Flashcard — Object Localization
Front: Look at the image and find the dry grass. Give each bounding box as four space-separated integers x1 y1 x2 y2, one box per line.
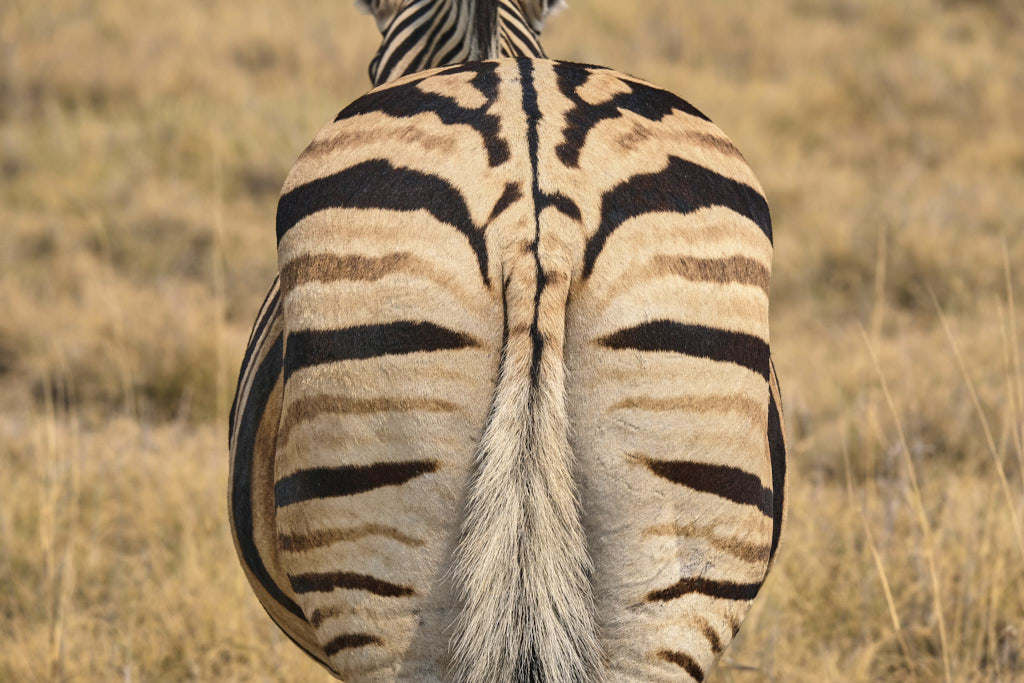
1 0 1023 680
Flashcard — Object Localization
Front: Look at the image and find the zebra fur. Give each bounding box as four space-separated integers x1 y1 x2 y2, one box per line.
447 56 600 683
229 2 787 681
362 0 563 85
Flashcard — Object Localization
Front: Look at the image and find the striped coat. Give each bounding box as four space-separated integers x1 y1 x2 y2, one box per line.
229 2 786 681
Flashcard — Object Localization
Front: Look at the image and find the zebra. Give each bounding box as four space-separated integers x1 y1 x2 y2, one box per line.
360 0 554 84
228 1 788 681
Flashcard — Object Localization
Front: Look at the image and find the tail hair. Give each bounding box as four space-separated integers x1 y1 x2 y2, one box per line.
450 270 601 682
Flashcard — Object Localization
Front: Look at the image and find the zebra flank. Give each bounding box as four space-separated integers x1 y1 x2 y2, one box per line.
228 1 787 681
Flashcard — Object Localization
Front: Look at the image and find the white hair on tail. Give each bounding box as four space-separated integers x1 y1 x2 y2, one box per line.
450 229 602 682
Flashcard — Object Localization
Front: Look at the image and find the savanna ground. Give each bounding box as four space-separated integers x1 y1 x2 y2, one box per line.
1 0 1023 680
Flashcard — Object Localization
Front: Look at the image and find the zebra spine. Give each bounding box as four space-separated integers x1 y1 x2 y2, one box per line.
451 7 600 673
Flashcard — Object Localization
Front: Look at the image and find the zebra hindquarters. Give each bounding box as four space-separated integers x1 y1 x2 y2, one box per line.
228 276 335 672
273 201 502 678
565 207 776 681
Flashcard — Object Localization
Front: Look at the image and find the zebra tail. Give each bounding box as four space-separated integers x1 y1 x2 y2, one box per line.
450 241 602 682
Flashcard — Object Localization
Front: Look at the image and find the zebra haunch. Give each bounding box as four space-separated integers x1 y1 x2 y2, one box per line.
228 2 787 682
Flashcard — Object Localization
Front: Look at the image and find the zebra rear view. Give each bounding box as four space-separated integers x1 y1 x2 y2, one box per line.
229 3 786 682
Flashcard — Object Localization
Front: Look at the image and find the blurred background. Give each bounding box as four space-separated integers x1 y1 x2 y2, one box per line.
1 0 1022 680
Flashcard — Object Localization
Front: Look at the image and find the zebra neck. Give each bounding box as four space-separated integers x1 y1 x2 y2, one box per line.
370 0 541 86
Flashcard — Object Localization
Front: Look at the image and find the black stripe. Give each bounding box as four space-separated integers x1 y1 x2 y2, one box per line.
488 181 523 223
289 571 415 597
647 577 763 603
384 24 434 82
368 51 382 84
284 321 478 381
324 633 382 656
276 159 489 285
539 192 581 221
768 360 786 563
583 154 772 278
230 284 279 437
275 460 438 507
244 277 280 350
519 59 546 388
385 0 434 39
375 1 435 82
599 320 769 381
640 457 773 518
406 8 446 75
336 61 508 167
700 621 724 654
657 650 705 681
553 61 711 169
423 1 461 71
500 12 544 58
228 333 306 619
436 36 469 68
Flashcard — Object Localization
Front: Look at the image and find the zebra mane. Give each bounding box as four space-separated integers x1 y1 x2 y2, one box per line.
470 0 501 61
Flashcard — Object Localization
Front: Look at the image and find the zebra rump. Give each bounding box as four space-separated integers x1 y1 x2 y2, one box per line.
228 3 786 682
243 58 782 682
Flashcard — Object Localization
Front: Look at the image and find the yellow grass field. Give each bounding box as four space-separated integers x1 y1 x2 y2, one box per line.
2 0 1022 680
